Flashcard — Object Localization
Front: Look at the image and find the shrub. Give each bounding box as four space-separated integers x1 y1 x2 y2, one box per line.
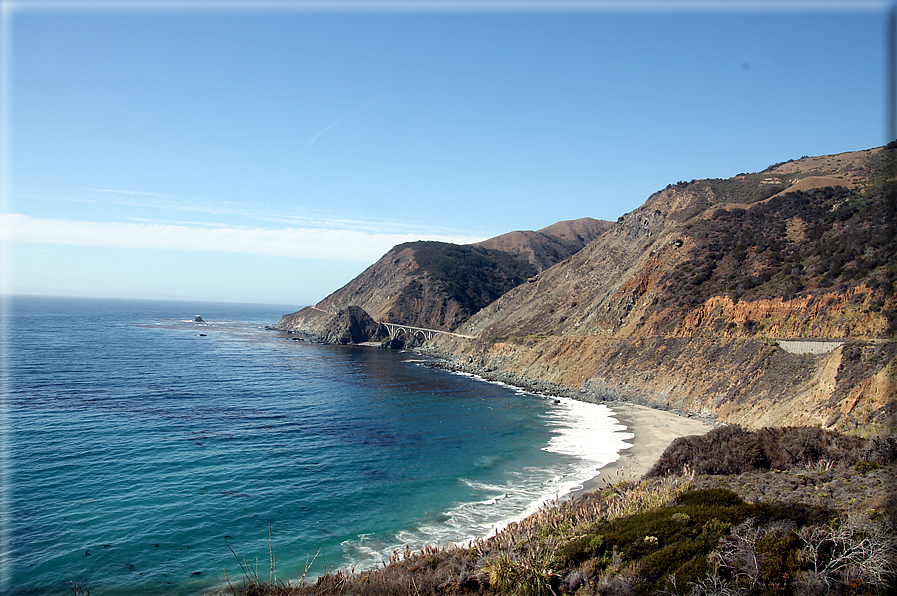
483 549 558 596
855 461 880 476
659 181 897 316
797 513 897 591
647 426 869 478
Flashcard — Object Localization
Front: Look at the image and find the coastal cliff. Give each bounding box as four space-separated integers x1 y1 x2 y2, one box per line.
251 146 897 596
276 144 896 436
430 145 896 435
273 218 610 338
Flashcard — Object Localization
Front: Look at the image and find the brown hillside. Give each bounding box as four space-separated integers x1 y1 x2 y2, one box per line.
474 218 612 270
273 217 611 338
429 144 897 435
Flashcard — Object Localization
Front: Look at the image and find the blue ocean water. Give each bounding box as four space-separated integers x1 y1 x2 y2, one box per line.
1 296 632 595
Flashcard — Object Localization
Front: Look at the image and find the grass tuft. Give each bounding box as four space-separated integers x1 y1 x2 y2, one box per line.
225 428 895 595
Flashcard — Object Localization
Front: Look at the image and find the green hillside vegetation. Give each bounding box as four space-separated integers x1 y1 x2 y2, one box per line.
230 428 895 596
658 183 897 333
655 140 897 326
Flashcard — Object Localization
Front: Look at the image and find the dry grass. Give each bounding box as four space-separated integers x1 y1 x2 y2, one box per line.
231 429 896 596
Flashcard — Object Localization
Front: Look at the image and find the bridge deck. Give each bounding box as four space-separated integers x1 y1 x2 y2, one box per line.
380 322 475 341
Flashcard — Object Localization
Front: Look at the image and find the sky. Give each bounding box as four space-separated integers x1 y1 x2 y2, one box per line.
0 0 893 307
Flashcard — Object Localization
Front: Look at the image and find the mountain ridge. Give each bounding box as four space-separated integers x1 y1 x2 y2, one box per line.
257 145 897 596
274 217 611 338
427 144 896 435
275 144 896 435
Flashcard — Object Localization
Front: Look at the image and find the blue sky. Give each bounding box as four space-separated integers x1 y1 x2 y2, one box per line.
1 1 892 307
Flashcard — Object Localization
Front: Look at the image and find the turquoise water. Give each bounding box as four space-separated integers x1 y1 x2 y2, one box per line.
1 296 632 595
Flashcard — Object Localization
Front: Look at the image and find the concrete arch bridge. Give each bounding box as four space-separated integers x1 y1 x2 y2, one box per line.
380 322 475 342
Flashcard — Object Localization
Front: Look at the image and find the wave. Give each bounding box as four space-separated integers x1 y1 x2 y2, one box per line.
340 393 633 573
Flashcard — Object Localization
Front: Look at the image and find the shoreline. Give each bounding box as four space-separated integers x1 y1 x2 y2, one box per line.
573 402 714 496
415 352 714 495
280 343 714 493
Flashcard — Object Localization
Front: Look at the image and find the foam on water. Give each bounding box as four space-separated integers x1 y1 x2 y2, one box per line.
4 297 636 595
339 386 634 572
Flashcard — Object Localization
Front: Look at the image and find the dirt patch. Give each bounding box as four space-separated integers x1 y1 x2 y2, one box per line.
768 175 854 199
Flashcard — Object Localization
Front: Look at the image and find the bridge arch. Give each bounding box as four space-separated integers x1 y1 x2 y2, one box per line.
382 322 435 342
379 321 474 342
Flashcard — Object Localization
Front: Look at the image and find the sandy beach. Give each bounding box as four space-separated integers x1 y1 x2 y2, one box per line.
576 403 714 495
422 356 716 496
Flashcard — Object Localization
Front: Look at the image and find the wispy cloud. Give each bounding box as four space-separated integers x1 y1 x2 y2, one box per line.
26 187 479 237
2 213 485 261
303 95 385 149
75 187 223 213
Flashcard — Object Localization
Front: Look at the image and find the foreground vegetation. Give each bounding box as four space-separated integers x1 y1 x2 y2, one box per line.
228 427 896 596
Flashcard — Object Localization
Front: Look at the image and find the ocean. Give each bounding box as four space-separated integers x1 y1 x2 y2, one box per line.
1 296 632 595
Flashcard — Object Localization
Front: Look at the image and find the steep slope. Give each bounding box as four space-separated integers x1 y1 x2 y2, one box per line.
430 144 897 436
274 217 611 338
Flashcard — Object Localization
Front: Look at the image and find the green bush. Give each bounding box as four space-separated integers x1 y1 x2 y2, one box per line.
855 461 881 476
659 181 897 315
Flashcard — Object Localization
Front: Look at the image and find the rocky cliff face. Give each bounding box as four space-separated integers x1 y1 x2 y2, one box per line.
273 218 611 336
316 306 387 345
272 145 895 435
428 145 896 436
